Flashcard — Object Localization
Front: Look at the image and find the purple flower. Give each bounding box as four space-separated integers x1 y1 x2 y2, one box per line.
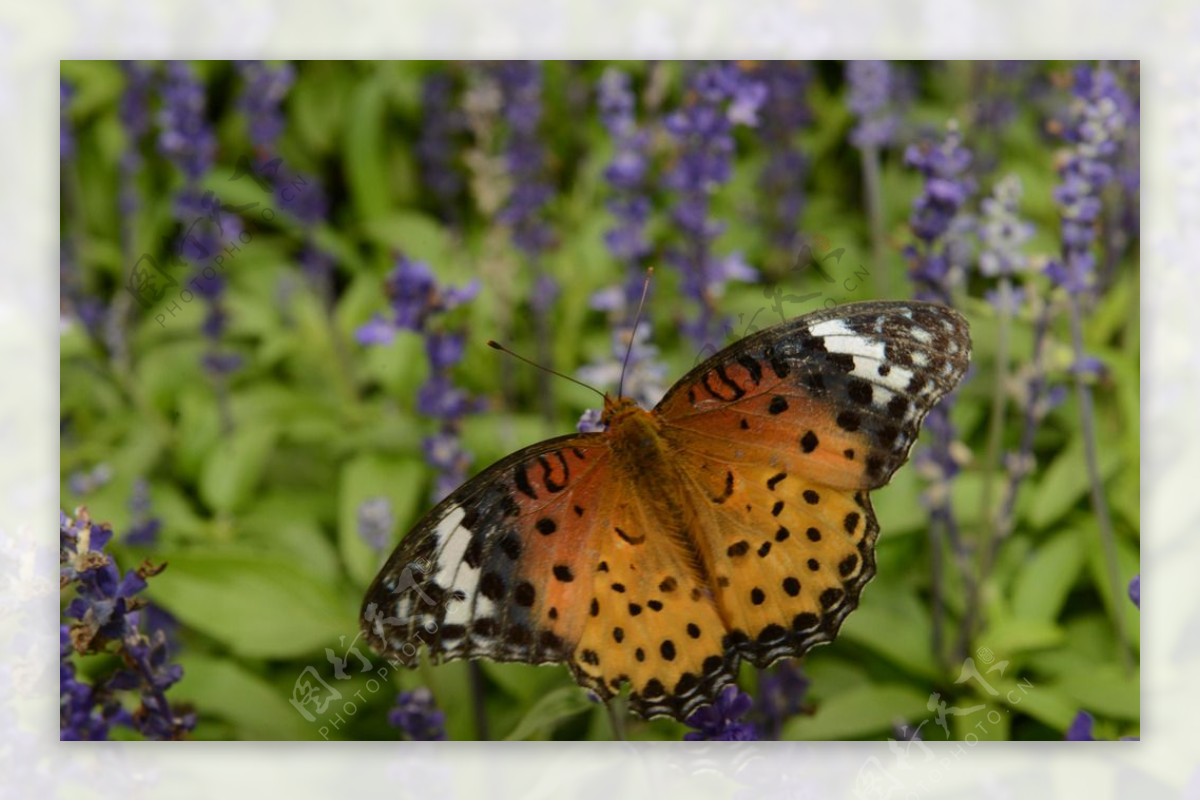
357 497 394 551
1048 66 1134 297
158 61 216 185
358 257 479 340
1128 575 1139 609
905 122 976 304
60 509 194 740
757 62 814 256
417 71 468 223
118 62 156 222
753 661 810 739
978 174 1034 278
684 685 759 741
359 255 480 502
125 478 162 546
495 61 555 259
237 60 295 149
665 62 764 348
60 79 75 160
1065 711 1096 741
846 61 900 149
388 688 447 741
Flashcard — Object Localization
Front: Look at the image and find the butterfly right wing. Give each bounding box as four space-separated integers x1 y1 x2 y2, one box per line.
652 301 971 668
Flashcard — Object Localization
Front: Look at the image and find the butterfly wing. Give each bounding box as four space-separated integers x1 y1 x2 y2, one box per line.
361 435 614 668
360 430 741 720
654 301 971 666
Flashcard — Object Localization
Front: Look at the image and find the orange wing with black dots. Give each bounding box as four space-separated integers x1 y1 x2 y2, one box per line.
653 301 970 668
361 300 971 723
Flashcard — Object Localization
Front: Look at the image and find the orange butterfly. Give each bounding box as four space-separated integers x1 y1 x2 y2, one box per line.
361 300 971 721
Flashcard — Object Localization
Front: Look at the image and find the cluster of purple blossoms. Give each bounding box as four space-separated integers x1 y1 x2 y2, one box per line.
664 62 765 348
357 257 481 501
903 122 977 304
752 660 811 739
60 509 194 740
577 68 666 431
846 60 902 150
125 478 162 546
756 62 814 258
1046 66 1134 299
60 78 75 159
495 61 557 311
417 71 469 224
388 688 447 741
158 62 244 377
357 496 394 552
118 62 156 241
597 67 653 308
238 60 295 151
683 685 759 741
235 61 335 298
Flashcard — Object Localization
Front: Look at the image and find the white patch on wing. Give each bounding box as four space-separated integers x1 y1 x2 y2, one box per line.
431 505 468 589
909 327 933 344
877 365 914 394
808 318 854 338
823 334 886 363
911 351 930 367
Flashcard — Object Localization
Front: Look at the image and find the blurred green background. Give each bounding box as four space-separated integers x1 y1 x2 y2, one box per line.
59 60 1139 741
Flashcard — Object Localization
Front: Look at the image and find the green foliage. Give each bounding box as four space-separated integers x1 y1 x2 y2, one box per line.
60 60 1139 741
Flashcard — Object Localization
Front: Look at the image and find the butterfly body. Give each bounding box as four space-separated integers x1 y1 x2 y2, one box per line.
362 301 971 721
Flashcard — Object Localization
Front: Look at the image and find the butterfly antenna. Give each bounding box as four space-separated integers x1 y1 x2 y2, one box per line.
617 267 654 399
486 340 606 401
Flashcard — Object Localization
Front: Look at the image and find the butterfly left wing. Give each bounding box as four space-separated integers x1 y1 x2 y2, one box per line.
361 435 612 668
654 301 971 666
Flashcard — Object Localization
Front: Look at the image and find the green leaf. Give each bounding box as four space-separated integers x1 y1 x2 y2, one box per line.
338 453 428 587
503 685 594 741
1081 527 1140 651
1010 530 1084 623
343 76 389 222
175 654 321 740
1050 663 1139 720
782 684 930 740
839 585 939 680
360 211 454 267
198 424 279 514
146 549 351 659
1027 436 1122 530
951 700 1011 741
977 618 1064 655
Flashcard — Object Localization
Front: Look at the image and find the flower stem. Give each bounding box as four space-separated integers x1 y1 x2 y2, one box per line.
605 697 628 741
468 661 490 740
1066 293 1132 671
971 276 1014 641
861 144 887 297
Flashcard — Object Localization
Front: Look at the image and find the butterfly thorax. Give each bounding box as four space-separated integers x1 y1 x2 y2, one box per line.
601 394 717 590
602 395 667 466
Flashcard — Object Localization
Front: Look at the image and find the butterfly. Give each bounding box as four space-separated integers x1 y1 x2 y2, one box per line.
361 300 970 721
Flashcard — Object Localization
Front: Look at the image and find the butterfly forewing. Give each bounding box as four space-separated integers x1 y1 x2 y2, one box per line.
362 435 610 667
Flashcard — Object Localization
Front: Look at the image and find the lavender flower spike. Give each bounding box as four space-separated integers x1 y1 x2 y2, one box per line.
684 685 759 741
